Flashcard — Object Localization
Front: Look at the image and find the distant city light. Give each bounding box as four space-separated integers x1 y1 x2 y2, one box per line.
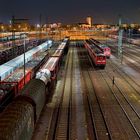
37 24 40 28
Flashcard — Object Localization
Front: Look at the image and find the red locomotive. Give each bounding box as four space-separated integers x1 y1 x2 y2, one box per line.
90 38 111 58
85 39 106 69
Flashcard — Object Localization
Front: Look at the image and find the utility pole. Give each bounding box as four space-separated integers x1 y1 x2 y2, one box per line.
39 14 42 40
12 16 15 47
118 16 123 63
128 28 131 47
23 33 26 86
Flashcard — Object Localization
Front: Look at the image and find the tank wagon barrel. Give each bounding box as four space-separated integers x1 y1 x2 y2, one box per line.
0 99 34 140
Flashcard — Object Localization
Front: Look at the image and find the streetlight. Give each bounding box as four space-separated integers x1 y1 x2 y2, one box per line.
23 34 26 85
36 24 40 40
128 28 131 48
1 26 4 42
20 33 26 85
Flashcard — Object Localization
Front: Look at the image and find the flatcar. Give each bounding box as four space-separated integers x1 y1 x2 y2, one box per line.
0 37 69 140
0 40 52 81
85 40 106 69
0 38 47 65
0 38 30 64
36 37 68 90
57 38 69 54
90 38 111 58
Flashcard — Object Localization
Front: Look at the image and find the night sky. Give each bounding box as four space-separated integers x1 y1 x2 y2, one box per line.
0 0 140 24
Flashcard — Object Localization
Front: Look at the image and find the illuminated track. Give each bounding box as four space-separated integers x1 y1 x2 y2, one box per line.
45 45 88 140
106 60 140 91
97 38 140 139
78 43 111 140
101 39 140 72
32 40 140 140
50 47 74 140
32 46 79 140
99 70 140 139
79 43 140 139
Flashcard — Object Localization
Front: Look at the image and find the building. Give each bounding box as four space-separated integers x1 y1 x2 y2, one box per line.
86 17 92 27
11 17 30 31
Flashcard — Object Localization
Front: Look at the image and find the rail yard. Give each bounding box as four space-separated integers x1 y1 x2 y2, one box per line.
1 35 140 140
0 0 139 139
32 38 140 140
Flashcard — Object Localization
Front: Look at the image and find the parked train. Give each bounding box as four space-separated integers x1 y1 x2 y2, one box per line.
85 39 106 68
108 34 140 46
0 38 46 65
0 34 28 42
89 38 111 58
0 37 69 140
0 40 52 81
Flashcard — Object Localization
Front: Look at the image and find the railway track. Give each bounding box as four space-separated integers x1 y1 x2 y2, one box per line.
46 44 87 140
32 48 70 140
109 44 140 74
33 40 140 140
45 50 72 140
104 40 140 63
78 42 111 140
51 46 74 140
32 43 87 140
102 40 140 56
106 60 140 92
89 69 139 139
101 40 140 72
48 44 90 140
100 68 140 138
79 42 140 139
73 45 89 140
103 61 140 135
99 39 140 138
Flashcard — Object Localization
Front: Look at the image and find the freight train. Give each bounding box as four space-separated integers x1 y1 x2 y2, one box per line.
0 40 52 111
0 51 50 111
85 39 106 68
0 38 45 65
0 37 69 140
0 40 52 81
